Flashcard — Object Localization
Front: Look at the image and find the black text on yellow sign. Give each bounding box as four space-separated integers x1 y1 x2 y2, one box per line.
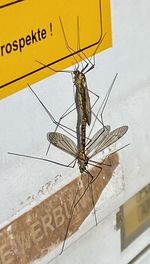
0 0 112 99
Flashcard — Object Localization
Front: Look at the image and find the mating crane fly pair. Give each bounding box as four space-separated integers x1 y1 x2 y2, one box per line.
8 0 128 254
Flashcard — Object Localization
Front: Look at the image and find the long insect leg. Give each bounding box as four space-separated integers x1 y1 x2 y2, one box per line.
60 164 103 254
88 73 118 141
28 83 77 137
99 73 118 126
8 152 77 168
60 181 81 254
59 16 88 71
84 169 98 225
27 83 81 156
80 0 106 74
59 0 106 74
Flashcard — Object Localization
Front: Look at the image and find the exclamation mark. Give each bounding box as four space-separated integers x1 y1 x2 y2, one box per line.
50 22 53 36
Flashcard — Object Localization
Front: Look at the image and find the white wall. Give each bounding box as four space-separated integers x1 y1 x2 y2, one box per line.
0 0 150 263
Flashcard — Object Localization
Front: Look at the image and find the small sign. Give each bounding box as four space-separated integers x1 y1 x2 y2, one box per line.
117 183 150 250
0 0 112 99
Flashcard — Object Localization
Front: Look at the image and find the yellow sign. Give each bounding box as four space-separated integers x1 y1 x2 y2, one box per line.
118 184 150 250
0 0 112 99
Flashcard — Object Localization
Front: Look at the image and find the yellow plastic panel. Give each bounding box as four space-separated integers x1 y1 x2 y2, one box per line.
0 0 112 99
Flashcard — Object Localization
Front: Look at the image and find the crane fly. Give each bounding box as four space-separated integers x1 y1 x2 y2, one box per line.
8 74 122 253
8 0 127 252
22 73 118 174
34 0 107 149
8 124 128 253
46 124 128 253
43 74 127 251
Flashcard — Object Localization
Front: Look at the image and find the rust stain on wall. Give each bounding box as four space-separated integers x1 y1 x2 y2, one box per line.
0 153 119 264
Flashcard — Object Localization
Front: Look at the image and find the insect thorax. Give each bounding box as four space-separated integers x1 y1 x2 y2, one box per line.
73 70 86 87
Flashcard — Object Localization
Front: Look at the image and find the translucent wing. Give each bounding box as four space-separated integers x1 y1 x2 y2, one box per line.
86 125 111 155
47 132 77 157
89 125 128 158
75 72 91 126
84 83 91 125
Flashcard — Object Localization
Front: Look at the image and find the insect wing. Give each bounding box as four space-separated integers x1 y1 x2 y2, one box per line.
86 125 110 155
75 73 91 126
47 132 77 157
84 79 92 125
89 125 128 158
